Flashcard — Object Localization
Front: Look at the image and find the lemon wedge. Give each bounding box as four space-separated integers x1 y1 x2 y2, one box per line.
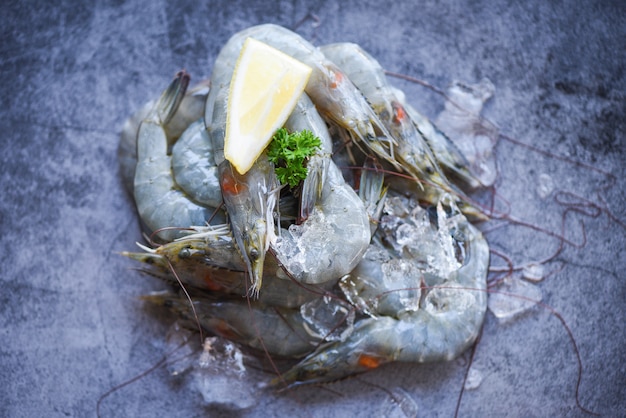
225 37 312 174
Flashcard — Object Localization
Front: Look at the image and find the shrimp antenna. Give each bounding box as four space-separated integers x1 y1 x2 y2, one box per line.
163 256 205 344
96 337 195 417
455 325 483 418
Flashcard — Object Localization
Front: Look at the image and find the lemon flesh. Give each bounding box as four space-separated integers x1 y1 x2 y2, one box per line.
225 38 312 174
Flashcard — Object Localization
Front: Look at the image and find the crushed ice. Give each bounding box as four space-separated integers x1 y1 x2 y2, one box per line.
435 79 499 187
522 263 545 282
537 173 554 199
380 196 462 281
464 367 484 390
164 321 198 376
300 296 355 341
164 322 263 410
192 336 261 410
488 277 543 321
382 387 419 418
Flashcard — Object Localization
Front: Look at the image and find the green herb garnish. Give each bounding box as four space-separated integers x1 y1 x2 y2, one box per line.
267 128 321 188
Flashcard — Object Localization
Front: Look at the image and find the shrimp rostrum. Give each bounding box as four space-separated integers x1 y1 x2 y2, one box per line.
120 23 492 394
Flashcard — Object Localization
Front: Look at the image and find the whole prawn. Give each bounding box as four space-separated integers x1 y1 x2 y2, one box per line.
271 93 372 285
320 42 486 219
132 71 224 242
205 39 280 297
144 290 354 359
275 188 489 386
123 231 334 309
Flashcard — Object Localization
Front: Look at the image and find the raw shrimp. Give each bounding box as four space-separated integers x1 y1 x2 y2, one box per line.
113 24 609 417
275 193 489 386
271 158 371 285
270 95 371 285
220 24 398 164
215 142 277 299
320 42 485 219
320 43 443 184
144 291 353 358
123 231 333 309
124 24 489 397
205 45 280 297
133 71 223 242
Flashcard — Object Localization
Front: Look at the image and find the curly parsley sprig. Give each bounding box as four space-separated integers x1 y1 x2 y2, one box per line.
267 128 321 188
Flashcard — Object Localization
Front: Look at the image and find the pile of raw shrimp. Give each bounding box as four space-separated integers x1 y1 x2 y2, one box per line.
119 24 498 407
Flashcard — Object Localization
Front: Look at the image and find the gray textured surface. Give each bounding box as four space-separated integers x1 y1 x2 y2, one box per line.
1 1 625 417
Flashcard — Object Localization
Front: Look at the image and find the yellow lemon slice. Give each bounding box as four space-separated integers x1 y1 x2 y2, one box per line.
225 37 312 174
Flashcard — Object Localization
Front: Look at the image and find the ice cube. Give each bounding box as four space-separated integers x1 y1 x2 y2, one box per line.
488 277 542 321
435 78 499 187
300 297 355 342
537 173 554 199
164 321 199 377
383 387 419 418
191 337 260 410
522 263 545 282
464 367 484 390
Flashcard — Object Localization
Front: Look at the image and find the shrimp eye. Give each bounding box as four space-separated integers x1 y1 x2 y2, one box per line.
249 248 259 261
425 166 435 175
179 247 192 258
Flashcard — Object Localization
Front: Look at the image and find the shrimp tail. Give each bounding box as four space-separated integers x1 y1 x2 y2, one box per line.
358 159 388 231
153 70 190 125
299 156 329 221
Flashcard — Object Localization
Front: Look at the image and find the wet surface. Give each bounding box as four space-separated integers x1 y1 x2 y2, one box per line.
1 1 625 416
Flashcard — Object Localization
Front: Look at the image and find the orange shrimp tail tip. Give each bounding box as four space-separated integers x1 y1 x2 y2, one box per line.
356 353 383 369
